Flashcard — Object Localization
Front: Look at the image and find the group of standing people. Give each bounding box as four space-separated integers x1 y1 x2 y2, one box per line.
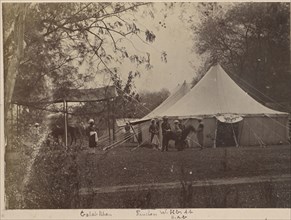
86 117 204 150
149 116 204 151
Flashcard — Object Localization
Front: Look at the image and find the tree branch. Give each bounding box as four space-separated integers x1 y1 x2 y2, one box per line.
99 20 117 50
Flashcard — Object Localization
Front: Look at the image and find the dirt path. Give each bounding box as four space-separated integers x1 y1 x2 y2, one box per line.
79 173 291 195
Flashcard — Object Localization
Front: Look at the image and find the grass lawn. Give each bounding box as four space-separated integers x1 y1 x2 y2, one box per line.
78 144 291 188
11 141 290 209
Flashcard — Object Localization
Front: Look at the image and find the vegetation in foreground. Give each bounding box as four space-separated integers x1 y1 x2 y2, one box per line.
5 141 291 209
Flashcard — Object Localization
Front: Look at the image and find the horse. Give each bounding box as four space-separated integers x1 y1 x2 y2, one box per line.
48 125 82 146
163 125 196 151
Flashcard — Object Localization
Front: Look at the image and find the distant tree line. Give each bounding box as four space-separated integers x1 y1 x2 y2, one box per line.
192 2 290 104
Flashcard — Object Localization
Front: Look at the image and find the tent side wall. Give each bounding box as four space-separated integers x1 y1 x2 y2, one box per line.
139 120 152 144
183 115 289 148
239 115 289 146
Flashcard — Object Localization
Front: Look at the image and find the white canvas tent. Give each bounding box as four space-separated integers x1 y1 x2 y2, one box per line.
133 64 289 147
132 81 191 144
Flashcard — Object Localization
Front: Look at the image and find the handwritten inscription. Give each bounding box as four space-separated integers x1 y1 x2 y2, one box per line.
79 209 194 219
80 210 112 218
170 209 194 219
136 210 158 217
159 209 194 219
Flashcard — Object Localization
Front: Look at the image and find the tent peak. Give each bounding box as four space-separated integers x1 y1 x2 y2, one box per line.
212 63 223 69
161 64 286 116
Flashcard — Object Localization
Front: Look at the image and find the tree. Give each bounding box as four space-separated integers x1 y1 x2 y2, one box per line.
3 2 158 109
3 3 28 123
3 2 167 146
193 2 291 103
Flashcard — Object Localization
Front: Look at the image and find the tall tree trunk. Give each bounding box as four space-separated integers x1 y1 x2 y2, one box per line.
4 4 28 143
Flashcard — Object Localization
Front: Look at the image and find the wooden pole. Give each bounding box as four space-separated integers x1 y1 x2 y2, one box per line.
112 99 116 141
107 100 111 144
9 104 14 146
10 104 14 131
16 104 19 138
214 119 218 148
64 100 68 147
232 124 239 147
159 119 163 149
66 101 69 146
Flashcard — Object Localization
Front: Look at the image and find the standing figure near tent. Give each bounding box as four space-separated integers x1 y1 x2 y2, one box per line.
179 119 186 131
174 120 182 138
124 122 131 142
87 119 98 148
174 120 183 150
149 119 159 150
197 119 204 150
161 116 171 152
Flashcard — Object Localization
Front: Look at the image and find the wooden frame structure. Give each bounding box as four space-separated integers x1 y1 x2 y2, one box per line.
12 85 118 147
54 86 118 147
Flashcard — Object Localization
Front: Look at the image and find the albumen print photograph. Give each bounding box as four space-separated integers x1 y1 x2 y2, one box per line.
2 1 291 211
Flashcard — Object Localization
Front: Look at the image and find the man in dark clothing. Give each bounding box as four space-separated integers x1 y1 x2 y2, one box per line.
161 116 171 151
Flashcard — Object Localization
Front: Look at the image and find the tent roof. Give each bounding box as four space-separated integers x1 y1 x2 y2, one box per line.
129 81 191 124
143 80 191 119
162 64 287 117
53 86 117 103
12 86 117 104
